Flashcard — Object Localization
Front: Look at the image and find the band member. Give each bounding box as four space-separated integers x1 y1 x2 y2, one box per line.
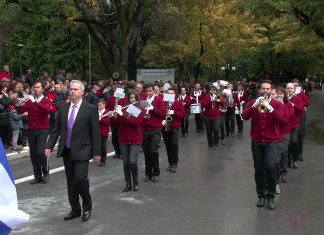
98 99 110 166
45 80 101 222
201 86 221 150
106 84 124 159
275 87 294 185
219 93 228 145
191 83 205 132
154 85 164 99
225 83 235 137
292 79 310 161
177 87 191 137
135 82 147 100
233 83 248 134
142 83 166 182
162 89 185 172
19 80 51 184
242 80 284 210
286 83 304 169
116 91 145 192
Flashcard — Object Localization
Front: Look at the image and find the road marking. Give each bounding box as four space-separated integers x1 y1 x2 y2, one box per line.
14 152 116 185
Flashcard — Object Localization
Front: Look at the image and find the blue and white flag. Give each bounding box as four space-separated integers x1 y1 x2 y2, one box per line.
0 139 29 235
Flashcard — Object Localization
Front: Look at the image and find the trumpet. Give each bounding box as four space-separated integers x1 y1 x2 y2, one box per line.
164 101 173 131
258 95 270 113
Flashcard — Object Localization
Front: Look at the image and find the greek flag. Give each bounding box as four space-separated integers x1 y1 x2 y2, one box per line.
0 139 29 234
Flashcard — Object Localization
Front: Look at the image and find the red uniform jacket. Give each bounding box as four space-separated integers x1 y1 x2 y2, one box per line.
143 95 165 131
117 108 145 145
297 91 310 109
219 94 228 115
201 95 221 119
280 102 294 136
242 98 284 143
139 92 147 101
177 95 191 113
165 100 185 128
233 90 249 112
99 109 110 137
46 91 57 113
191 90 206 104
289 95 305 129
19 97 51 130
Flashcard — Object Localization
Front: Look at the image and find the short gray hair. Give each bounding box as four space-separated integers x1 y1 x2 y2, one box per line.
70 80 85 91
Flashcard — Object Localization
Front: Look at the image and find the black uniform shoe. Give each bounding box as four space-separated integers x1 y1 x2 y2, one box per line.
64 211 81 220
267 198 275 210
281 174 288 183
256 197 265 207
221 140 226 145
144 175 152 182
122 184 132 192
42 175 49 184
112 154 120 159
170 165 177 173
293 161 298 169
166 165 172 171
99 161 106 166
133 183 139 191
152 176 159 182
30 179 43 185
298 155 304 161
82 211 91 222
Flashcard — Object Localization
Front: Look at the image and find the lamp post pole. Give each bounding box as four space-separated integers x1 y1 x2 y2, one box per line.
221 63 236 81
88 34 92 85
17 44 25 78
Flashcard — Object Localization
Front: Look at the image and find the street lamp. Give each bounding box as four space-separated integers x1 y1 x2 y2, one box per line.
221 64 236 81
17 44 25 77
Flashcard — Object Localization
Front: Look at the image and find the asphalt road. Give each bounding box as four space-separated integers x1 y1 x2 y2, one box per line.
8 91 324 235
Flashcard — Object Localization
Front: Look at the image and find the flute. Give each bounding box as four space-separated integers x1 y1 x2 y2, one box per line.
101 101 140 118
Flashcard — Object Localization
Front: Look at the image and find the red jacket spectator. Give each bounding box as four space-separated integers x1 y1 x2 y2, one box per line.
18 97 51 130
242 98 284 143
201 95 221 119
0 70 11 82
46 91 57 113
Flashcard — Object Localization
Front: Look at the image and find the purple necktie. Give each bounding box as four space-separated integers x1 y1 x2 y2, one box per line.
66 105 76 148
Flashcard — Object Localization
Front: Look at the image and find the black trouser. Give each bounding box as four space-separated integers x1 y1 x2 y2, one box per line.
63 148 91 213
289 128 299 163
110 124 121 156
0 125 10 146
28 129 49 180
298 115 306 158
142 130 161 177
162 127 180 166
100 136 108 163
225 109 235 136
251 141 279 198
181 112 189 135
235 114 243 133
120 144 140 185
204 117 220 148
194 113 204 130
219 114 226 140
280 133 290 176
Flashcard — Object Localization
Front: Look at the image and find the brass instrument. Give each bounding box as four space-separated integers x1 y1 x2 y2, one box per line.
258 95 270 113
165 101 173 131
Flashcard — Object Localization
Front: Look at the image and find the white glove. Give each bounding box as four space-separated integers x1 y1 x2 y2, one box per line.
263 102 274 113
240 101 245 105
162 120 167 126
107 111 114 118
289 101 295 107
28 95 35 103
252 97 264 108
167 110 174 115
147 106 154 111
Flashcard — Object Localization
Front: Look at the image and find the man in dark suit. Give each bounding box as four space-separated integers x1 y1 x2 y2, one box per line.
85 83 100 105
45 80 101 222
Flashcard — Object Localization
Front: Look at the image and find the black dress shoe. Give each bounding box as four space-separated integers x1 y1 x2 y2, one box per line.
82 211 91 222
170 165 177 173
144 175 152 182
112 155 120 159
99 162 106 166
293 161 298 169
267 198 275 210
30 179 43 185
281 174 288 183
166 165 172 171
122 184 132 192
298 155 304 161
221 140 226 145
64 211 81 220
152 176 159 182
256 197 265 207
42 175 49 184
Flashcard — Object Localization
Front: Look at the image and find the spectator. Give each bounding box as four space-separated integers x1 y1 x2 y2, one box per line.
26 69 35 87
0 82 12 147
0 65 12 82
86 83 100 105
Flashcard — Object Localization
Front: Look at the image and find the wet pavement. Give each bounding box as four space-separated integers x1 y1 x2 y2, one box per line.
8 91 324 235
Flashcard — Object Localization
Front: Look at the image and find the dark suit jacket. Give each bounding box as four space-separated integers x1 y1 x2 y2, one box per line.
85 90 99 106
46 100 101 161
